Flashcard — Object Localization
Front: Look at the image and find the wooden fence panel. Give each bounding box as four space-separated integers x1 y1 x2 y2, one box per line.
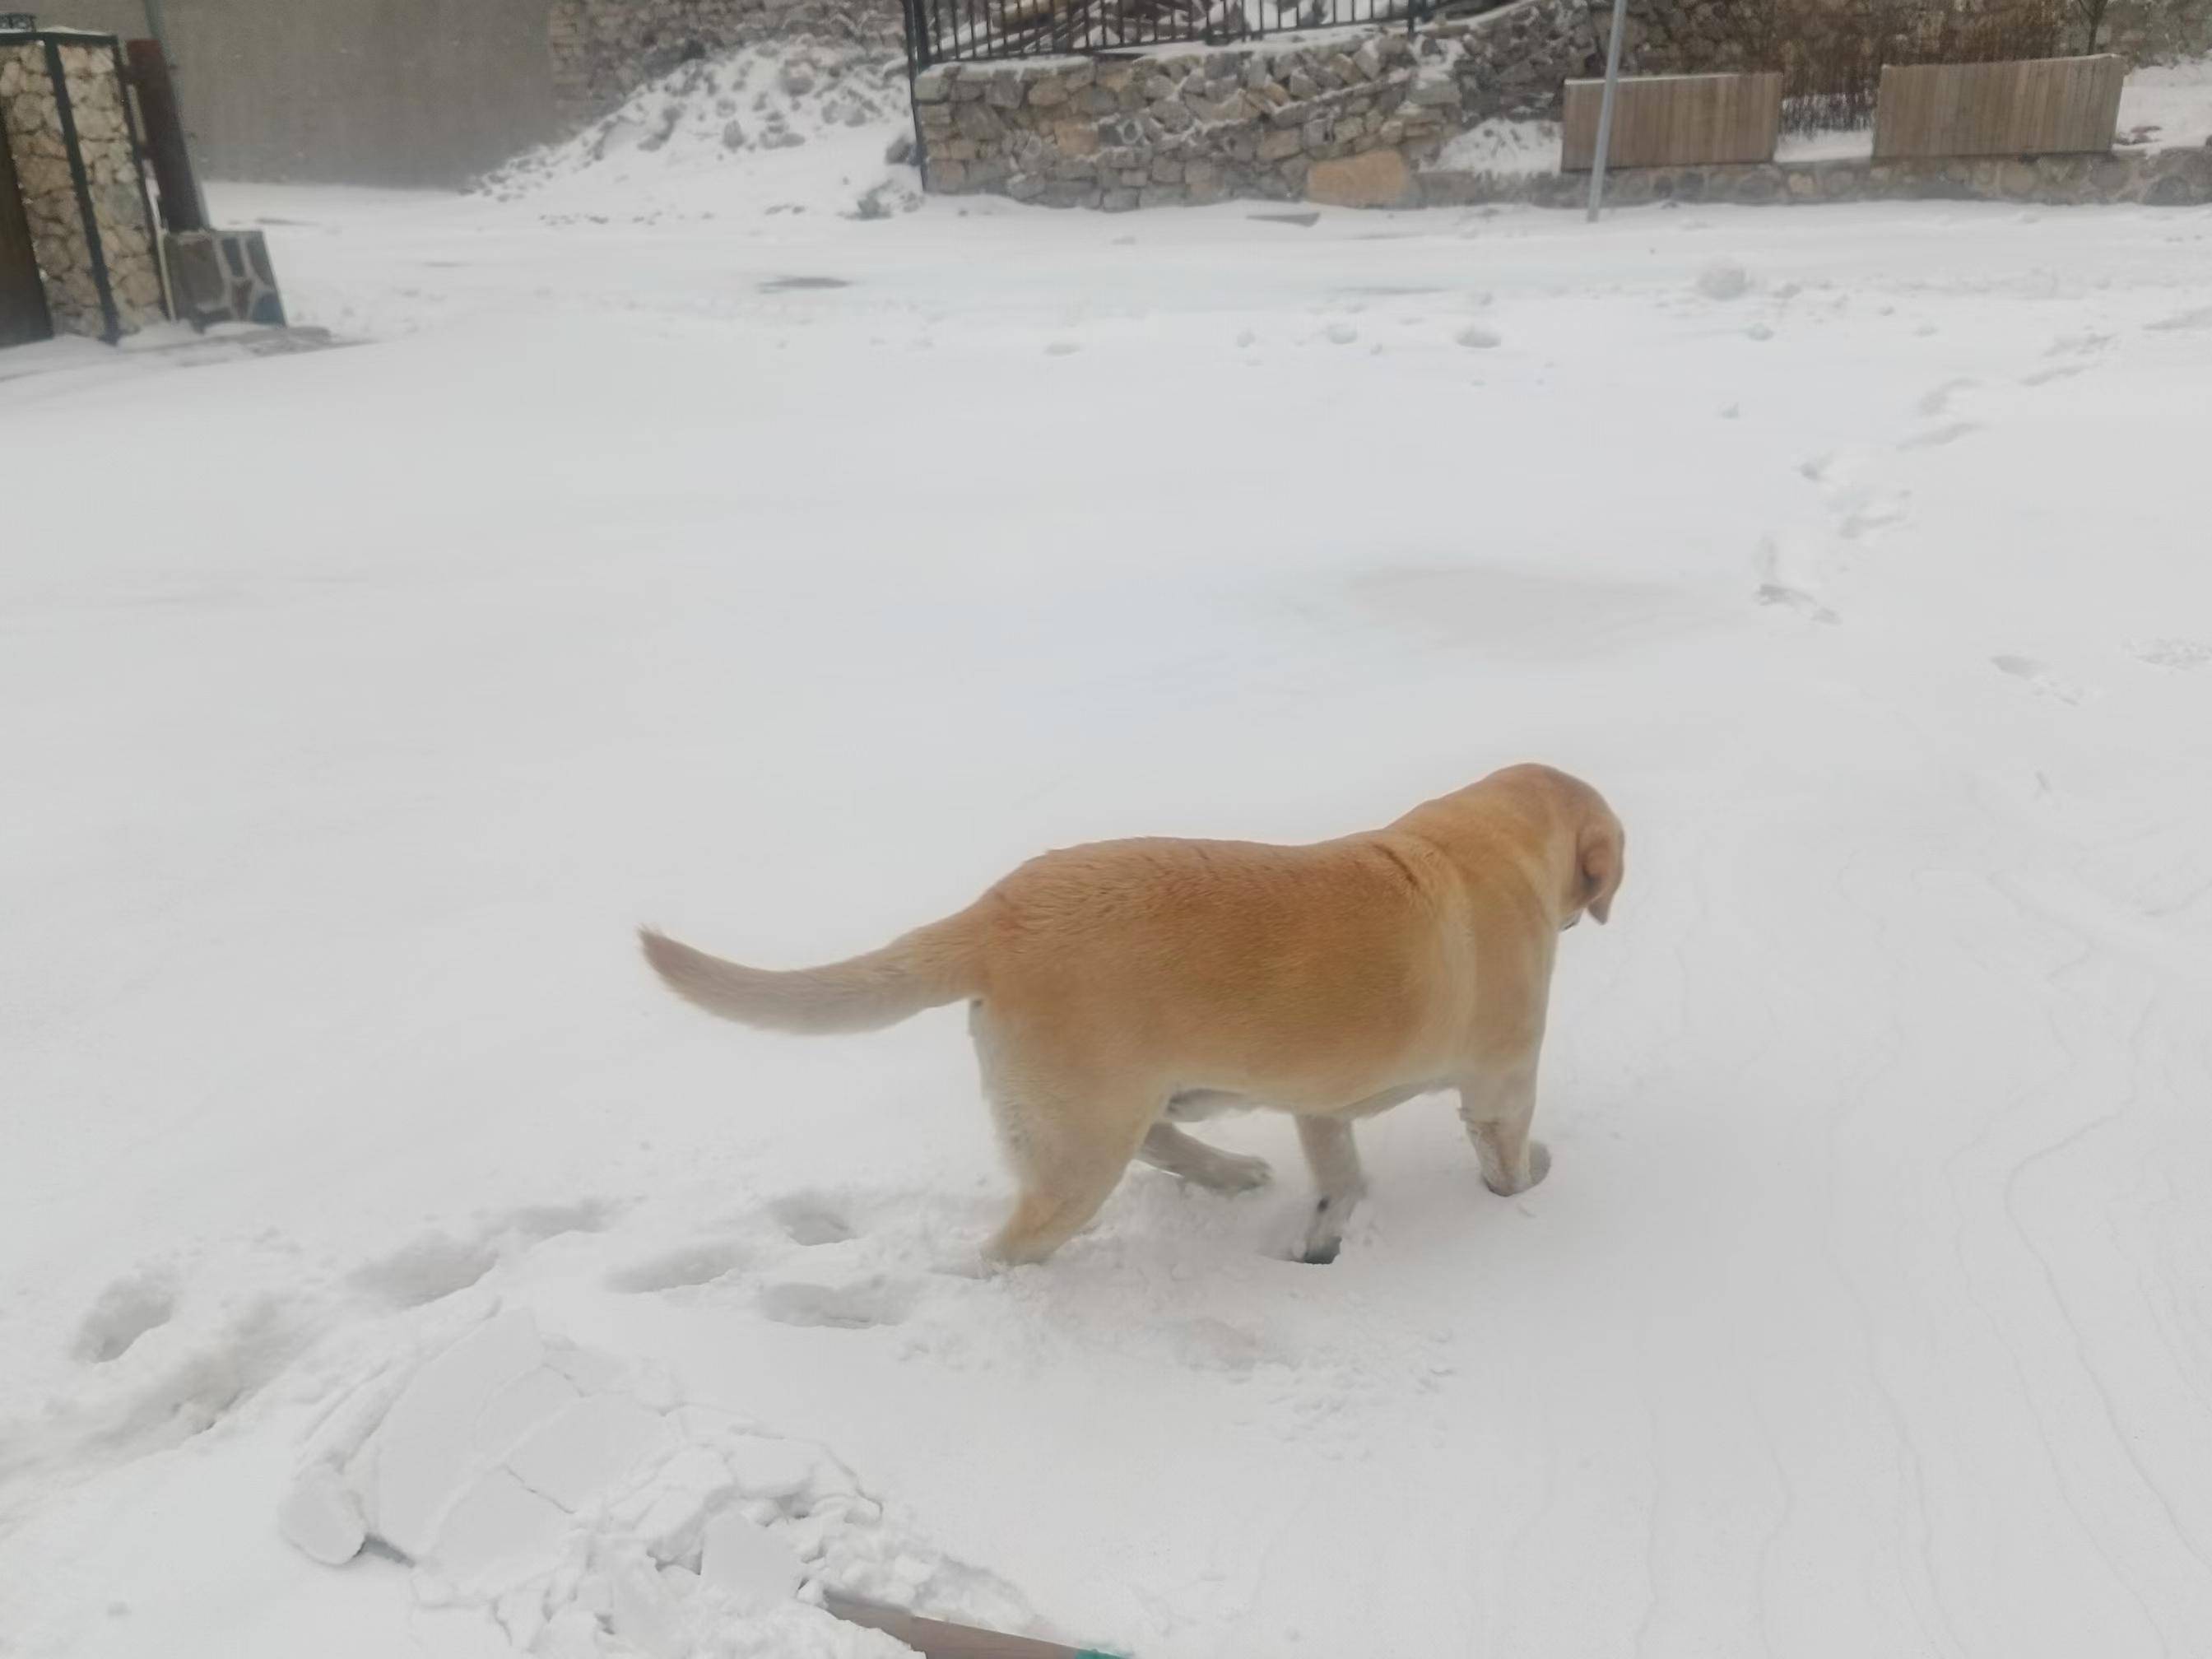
1562 72 1783 171
1873 55 2126 159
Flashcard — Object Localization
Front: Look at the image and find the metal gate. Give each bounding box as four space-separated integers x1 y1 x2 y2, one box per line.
0 118 52 348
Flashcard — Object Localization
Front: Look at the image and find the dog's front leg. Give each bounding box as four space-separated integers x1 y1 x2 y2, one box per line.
1294 1115 1365 1265
1458 1069 1550 1197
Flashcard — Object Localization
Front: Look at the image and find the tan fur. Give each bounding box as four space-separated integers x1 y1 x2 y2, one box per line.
641 763 1624 1266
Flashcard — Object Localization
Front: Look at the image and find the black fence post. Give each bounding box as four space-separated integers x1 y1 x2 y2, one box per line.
901 0 931 177
44 35 120 344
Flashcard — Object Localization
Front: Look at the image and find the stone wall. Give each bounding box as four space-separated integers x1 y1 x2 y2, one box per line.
165 228 287 328
550 0 906 124
914 0 1608 208
1620 0 2212 74
1594 0 1759 77
2103 0 2212 62
1426 140 2212 205
0 36 164 338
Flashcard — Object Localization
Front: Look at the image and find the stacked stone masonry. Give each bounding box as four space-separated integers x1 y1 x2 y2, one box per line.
915 0 1606 208
0 38 165 337
1613 0 2212 72
2103 0 2212 63
550 0 907 123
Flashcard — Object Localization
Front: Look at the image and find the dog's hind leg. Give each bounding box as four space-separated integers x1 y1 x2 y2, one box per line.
970 1002 1157 1266
1137 1122 1272 1194
985 1094 1156 1266
1294 1115 1365 1265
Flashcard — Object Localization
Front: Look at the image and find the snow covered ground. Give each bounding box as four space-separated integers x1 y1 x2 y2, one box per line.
5 116 2212 1659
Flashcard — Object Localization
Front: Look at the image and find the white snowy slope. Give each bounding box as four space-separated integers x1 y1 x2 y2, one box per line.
3 132 2212 1659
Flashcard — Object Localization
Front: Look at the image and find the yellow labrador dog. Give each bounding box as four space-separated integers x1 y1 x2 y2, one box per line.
643 764 1623 1266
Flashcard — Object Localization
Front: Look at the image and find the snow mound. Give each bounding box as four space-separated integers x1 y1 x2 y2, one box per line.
1427 118 1561 177
281 1308 1029 1658
2113 53 2212 151
484 43 918 215
1697 260 1753 301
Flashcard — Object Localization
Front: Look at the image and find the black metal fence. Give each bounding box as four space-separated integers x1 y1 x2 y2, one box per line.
901 0 1448 68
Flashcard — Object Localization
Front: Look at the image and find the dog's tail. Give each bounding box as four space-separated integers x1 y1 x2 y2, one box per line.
638 909 983 1036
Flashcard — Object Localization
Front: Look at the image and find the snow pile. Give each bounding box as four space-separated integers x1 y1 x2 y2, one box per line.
2113 53 2212 149
281 1308 1025 1657
1695 258 1753 300
482 44 918 219
1427 117 1562 176
1775 124 1877 163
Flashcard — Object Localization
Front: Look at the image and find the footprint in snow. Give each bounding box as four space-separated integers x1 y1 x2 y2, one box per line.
2043 330 2113 360
606 1240 750 1294
1168 1316 1281 1374
1755 582 1838 625
1836 490 1911 540
767 1193 857 1247
1992 654 2088 704
755 1271 919 1330
2129 639 2212 671
73 1270 179 1364
2145 304 2212 333
1898 421 1982 450
1917 377 1976 416
351 1231 499 1308
503 1198 615 1241
1753 537 1838 625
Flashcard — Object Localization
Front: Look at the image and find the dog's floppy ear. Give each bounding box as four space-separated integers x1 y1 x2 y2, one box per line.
1578 818 1624 925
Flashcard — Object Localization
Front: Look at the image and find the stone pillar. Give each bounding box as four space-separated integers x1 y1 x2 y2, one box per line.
0 36 166 341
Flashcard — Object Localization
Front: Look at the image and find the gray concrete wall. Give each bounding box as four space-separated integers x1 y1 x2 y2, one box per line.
46 0 563 188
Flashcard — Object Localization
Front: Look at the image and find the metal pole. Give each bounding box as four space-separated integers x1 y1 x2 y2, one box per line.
139 0 207 229
1586 0 1629 223
140 0 174 57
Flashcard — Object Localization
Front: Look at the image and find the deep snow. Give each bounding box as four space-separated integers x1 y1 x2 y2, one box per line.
4 87 2212 1659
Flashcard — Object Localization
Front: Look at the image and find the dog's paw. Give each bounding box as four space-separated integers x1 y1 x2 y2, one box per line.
1297 1196 1350 1265
1484 1141 1551 1197
1213 1153 1274 1195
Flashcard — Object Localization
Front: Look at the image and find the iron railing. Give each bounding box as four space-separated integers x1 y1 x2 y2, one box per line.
903 0 1479 68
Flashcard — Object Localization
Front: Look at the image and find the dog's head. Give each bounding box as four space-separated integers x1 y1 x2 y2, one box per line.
1480 764 1625 930
1569 803 1626 928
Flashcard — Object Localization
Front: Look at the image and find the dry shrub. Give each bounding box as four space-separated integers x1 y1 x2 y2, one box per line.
1718 0 2067 131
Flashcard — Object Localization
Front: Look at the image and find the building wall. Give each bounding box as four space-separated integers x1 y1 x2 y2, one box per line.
43 0 563 187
